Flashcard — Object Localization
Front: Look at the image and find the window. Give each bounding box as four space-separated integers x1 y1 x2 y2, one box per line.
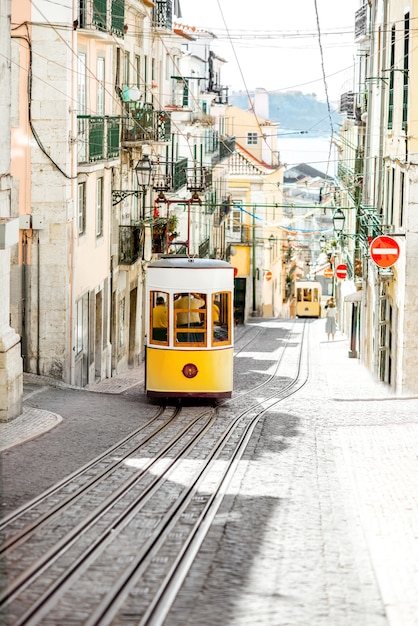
165 53 170 80
247 132 258 145
78 182 86 235
119 298 125 347
96 177 103 237
124 51 130 86
212 292 230 345
136 55 141 87
76 298 83 354
78 53 86 114
402 12 409 131
97 57 105 115
231 207 242 233
387 25 395 130
143 55 148 99
150 291 168 344
399 171 405 227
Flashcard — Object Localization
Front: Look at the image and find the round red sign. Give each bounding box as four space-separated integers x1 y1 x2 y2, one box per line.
336 264 347 279
369 235 400 268
265 271 272 281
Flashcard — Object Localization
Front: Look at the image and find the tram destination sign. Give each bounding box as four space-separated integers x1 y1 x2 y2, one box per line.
369 235 400 268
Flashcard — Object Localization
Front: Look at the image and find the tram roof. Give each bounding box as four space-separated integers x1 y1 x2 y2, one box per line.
148 255 232 270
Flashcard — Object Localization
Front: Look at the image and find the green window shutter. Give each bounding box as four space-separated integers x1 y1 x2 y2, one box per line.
93 0 107 30
112 0 125 37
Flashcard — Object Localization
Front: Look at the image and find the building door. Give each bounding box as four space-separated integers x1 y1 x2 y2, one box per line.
95 290 103 381
74 292 89 387
234 278 246 325
378 290 393 385
129 287 137 366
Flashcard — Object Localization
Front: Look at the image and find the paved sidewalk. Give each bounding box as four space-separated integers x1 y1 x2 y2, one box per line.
0 366 145 453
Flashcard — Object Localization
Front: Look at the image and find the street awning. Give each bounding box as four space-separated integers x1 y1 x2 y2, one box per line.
344 290 363 302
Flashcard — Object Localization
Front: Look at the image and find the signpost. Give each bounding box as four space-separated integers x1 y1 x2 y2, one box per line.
369 235 400 268
265 271 272 281
336 264 347 279
323 268 333 278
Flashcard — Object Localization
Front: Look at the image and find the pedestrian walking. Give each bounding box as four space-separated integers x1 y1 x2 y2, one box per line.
325 299 337 341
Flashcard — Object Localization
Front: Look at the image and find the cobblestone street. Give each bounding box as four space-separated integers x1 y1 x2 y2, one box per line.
1 318 417 625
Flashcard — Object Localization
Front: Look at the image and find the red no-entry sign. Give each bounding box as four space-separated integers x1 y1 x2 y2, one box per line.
336 264 347 279
369 235 400 268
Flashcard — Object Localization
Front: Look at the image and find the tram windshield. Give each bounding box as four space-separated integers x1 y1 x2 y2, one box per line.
297 287 319 302
149 290 232 346
174 292 207 344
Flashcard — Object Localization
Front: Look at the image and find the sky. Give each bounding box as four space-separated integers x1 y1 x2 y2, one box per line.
177 0 358 103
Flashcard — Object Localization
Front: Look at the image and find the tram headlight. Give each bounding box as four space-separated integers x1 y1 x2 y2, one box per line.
182 363 198 378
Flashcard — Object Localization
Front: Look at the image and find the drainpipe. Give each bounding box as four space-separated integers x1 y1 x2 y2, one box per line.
36 230 40 375
252 205 256 315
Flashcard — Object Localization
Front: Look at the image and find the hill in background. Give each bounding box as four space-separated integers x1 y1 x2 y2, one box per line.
229 90 341 135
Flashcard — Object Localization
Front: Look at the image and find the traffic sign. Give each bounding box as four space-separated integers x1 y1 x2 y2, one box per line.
265 271 272 281
369 235 400 268
323 268 333 278
336 264 347 279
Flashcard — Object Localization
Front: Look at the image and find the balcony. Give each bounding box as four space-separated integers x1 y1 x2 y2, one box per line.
339 92 355 119
198 237 210 258
119 224 144 265
216 136 236 163
82 0 124 37
152 0 172 29
121 106 171 145
358 208 382 247
185 167 212 193
355 4 368 41
77 116 120 164
152 157 188 195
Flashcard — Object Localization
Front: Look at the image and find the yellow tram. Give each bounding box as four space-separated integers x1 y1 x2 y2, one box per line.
145 255 235 399
295 280 322 318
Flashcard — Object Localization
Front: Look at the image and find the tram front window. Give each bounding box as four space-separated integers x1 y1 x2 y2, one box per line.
174 292 206 344
212 292 230 344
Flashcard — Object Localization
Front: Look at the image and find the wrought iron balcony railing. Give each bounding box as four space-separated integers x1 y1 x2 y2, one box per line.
218 136 236 162
119 224 144 265
77 116 120 164
355 4 368 40
198 237 210 259
86 0 124 36
121 106 171 144
153 0 172 29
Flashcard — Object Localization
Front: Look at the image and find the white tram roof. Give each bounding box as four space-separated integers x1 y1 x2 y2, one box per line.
148 255 231 270
147 255 234 292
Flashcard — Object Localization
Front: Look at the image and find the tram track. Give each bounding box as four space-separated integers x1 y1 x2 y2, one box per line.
0 320 310 625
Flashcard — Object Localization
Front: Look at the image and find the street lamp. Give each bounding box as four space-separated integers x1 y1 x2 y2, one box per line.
135 156 155 219
112 155 155 208
332 208 345 235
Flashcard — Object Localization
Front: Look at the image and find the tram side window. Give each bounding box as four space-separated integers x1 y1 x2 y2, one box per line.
174 292 206 344
212 292 230 344
150 291 168 343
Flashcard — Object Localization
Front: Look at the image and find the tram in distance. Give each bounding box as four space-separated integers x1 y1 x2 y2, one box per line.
295 280 322 318
145 255 235 400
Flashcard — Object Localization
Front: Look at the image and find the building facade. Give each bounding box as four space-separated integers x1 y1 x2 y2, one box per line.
336 0 418 394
